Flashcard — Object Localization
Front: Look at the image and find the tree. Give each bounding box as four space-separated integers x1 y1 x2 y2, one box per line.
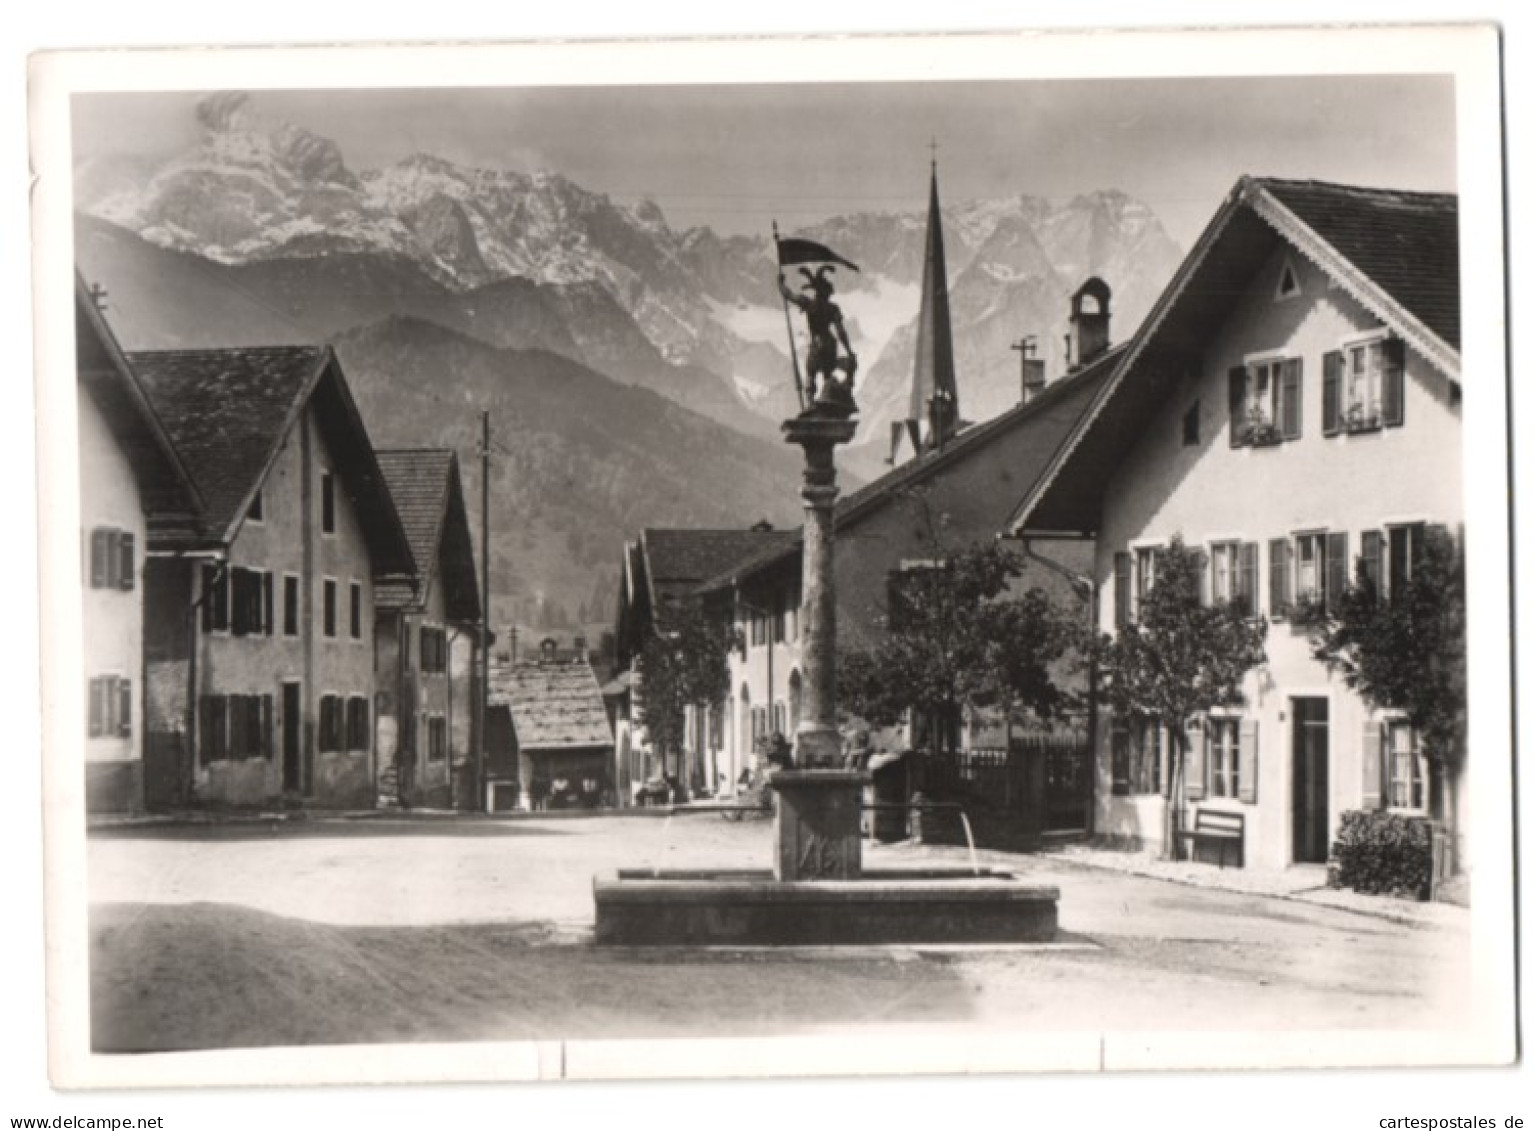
1084 536 1267 859
838 504 1074 753
636 598 740 786
1299 526 1465 820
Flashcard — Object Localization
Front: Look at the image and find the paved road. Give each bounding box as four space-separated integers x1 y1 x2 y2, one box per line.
87 814 1471 1052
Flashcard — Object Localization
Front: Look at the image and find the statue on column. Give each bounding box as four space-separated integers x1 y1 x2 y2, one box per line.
771 225 861 415
778 267 858 406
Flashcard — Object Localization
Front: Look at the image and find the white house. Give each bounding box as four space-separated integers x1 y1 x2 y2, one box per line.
1008 176 1463 871
75 274 203 813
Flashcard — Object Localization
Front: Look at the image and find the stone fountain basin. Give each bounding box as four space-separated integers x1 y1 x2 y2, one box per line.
592 867 1059 946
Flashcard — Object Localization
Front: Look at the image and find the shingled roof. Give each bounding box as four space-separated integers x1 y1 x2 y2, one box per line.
488 657 613 751
641 528 795 602
128 345 415 575
1008 175 1461 537
695 351 1120 593
1260 178 1459 352
375 449 481 622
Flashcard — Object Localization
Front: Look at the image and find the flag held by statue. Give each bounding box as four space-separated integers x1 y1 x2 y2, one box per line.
775 236 860 273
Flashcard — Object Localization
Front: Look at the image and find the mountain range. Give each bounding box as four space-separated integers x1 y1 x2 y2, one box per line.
74 96 1185 626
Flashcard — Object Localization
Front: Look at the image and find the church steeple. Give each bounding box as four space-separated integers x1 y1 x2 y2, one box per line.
892 153 960 464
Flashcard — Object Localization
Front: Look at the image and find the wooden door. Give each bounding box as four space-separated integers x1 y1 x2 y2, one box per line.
1291 698 1330 863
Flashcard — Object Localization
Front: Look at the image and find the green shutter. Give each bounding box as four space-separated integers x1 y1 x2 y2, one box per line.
1381 338 1406 427
1268 538 1290 619
1325 531 1348 613
1237 719 1258 803
1360 723 1383 809
1114 552 1132 629
1322 350 1343 435
1280 358 1303 440
1185 724 1207 802
118 532 135 591
1228 366 1248 447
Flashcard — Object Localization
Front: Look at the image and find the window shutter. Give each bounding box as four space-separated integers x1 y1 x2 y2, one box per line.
1360 531 1383 599
1360 723 1383 809
1113 552 1131 629
1237 719 1258 803
1185 724 1207 802
1268 538 1290 619
87 678 103 737
1381 338 1406 427
90 529 109 588
231 569 248 637
1325 531 1348 613
262 695 274 757
118 678 132 737
1238 542 1259 617
118 532 135 591
1322 350 1343 436
1110 710 1130 795
1228 366 1248 447
263 573 275 635
1280 358 1303 440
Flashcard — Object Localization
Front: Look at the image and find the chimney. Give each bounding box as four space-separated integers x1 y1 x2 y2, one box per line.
1012 335 1046 403
1069 277 1112 369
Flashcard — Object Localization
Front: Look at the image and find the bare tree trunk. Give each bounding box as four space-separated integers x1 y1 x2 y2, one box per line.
1163 726 1186 861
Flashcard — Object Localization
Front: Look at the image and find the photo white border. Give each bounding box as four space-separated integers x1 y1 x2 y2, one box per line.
22 15 1518 1106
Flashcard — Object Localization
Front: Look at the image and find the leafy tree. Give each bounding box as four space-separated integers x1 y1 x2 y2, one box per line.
1084 535 1268 858
637 598 741 783
1299 526 1465 817
838 498 1074 753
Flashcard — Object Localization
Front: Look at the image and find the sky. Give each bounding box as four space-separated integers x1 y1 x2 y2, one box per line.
71 74 1457 248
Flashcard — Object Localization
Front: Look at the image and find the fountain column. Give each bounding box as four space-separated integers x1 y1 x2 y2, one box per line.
772 407 866 881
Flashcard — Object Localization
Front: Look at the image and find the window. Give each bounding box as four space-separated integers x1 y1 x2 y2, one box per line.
772 702 786 736
1113 552 1131 630
1112 716 1164 796
1385 721 1425 810
346 696 371 752
226 694 272 759
320 471 336 535
1323 336 1405 435
247 489 264 524
230 567 273 636
318 695 344 753
1293 531 1349 612
1275 257 1302 301
887 561 947 633
1359 530 1385 599
1181 401 1200 447
200 564 230 633
283 575 300 636
349 580 363 640
323 579 338 638
87 675 132 738
87 528 135 590
1207 717 1241 799
427 716 448 762
420 625 448 674
200 695 228 761
1209 541 1258 616
1229 357 1302 446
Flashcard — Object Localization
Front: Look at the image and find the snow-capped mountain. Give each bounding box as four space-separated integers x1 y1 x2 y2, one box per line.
78 93 1184 450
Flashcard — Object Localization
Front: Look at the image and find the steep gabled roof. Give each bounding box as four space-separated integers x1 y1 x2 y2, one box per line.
128 345 415 576
488 656 613 751
697 350 1120 593
375 449 481 623
74 273 203 539
1008 176 1461 537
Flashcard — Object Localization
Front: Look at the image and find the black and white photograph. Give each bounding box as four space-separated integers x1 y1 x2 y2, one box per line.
20 16 1519 1113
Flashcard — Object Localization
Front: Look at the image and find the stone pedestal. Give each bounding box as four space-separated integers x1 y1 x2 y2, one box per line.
781 410 858 769
771 770 868 881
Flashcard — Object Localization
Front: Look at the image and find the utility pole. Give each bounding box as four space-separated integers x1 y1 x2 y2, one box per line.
479 410 491 812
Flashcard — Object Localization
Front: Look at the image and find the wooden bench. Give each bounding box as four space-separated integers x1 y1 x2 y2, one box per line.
1176 809 1245 868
